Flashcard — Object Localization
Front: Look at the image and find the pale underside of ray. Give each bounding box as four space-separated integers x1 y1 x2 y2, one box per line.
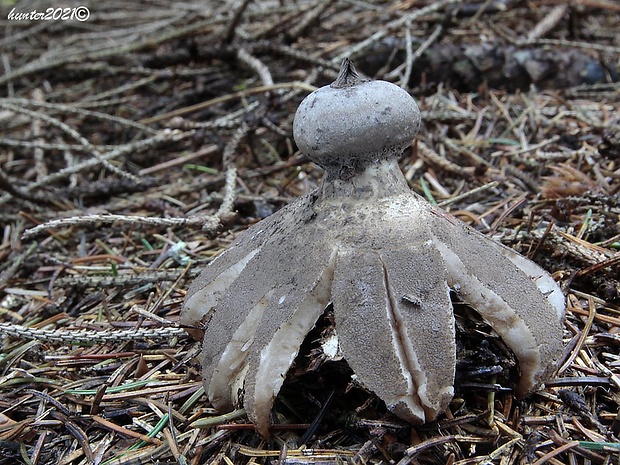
202 223 334 419
244 249 337 437
421 194 565 393
181 193 317 339
332 245 455 423
431 236 548 396
422 197 565 322
497 247 565 319
200 250 300 409
207 288 273 410
378 246 456 418
181 248 259 339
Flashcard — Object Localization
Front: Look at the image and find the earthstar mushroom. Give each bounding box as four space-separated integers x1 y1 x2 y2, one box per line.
182 59 565 437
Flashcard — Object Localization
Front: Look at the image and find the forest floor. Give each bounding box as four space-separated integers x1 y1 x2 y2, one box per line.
0 1 619 464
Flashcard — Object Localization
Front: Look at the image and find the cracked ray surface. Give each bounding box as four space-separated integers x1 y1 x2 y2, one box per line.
182 59 566 437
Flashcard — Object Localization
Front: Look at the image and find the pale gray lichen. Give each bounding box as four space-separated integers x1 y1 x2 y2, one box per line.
182 59 565 437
